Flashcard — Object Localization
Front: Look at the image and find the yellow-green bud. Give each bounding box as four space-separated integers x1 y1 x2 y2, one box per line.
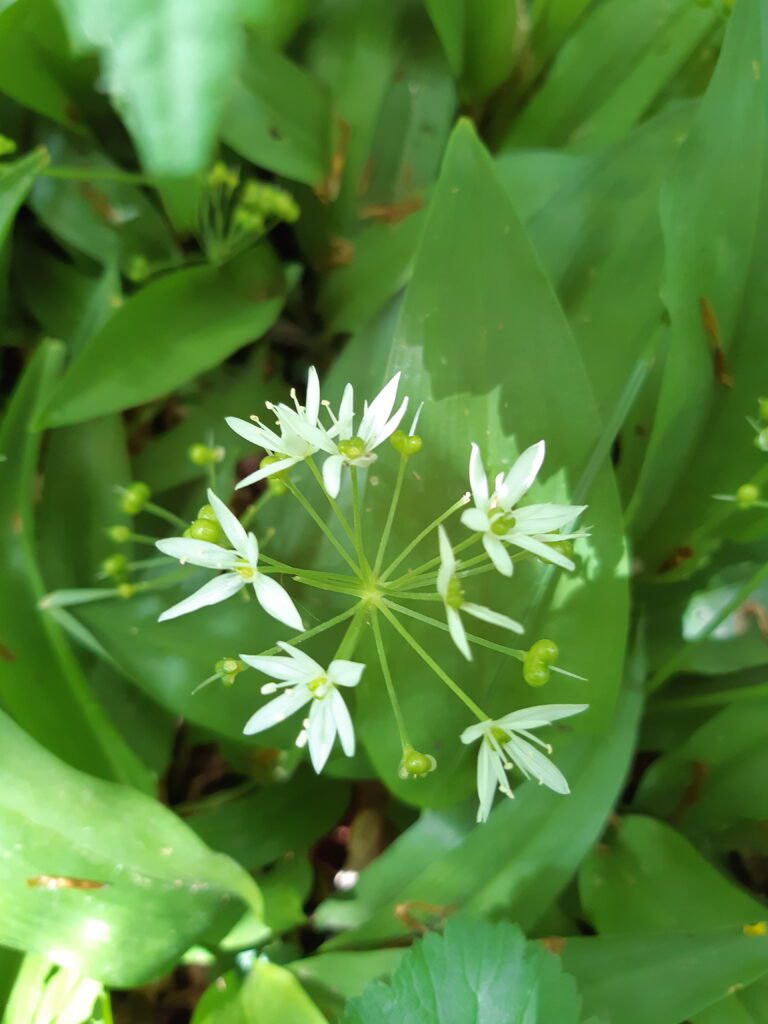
338 437 366 460
390 430 422 457
490 512 516 536
187 518 225 544
261 453 290 480
445 577 464 610
0 135 18 157
121 482 151 516
188 443 224 466
267 476 288 496
398 745 437 780
127 255 149 283
117 582 135 599
233 205 265 234
108 525 132 543
102 553 129 580
528 638 559 664
215 657 244 686
736 483 761 509
523 657 550 688
208 161 239 190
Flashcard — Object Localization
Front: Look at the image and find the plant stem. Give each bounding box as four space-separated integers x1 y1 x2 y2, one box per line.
249 604 360 657
285 480 362 578
647 559 768 694
350 467 372 578
292 575 362 597
379 605 486 721
306 457 358 547
372 610 410 748
380 494 470 582
241 490 272 529
144 501 188 531
384 600 525 659
374 455 407 576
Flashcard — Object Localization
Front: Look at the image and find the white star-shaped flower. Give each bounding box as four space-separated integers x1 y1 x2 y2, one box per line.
437 526 523 661
460 442 587 576
155 489 303 629
226 366 323 488
293 373 409 498
241 642 364 772
460 703 588 822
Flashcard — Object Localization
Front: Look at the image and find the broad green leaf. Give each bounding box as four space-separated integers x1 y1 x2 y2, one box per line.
191 961 325 1024
343 918 586 1024
239 0 309 48
53 0 245 176
628 0 768 540
289 949 405 1002
695 977 768 1024
0 341 151 785
41 247 286 427
579 815 763 933
562 927 768 1024
0 708 261 987
221 35 335 186
0 147 48 321
317 682 641 948
183 767 349 871
342 119 627 801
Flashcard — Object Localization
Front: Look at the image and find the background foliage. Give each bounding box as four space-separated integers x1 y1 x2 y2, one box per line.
1 0 767 1021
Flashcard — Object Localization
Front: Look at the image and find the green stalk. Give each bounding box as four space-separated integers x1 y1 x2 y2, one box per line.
292 575 362 597
285 480 362 578
379 605 486 721
380 495 470 582
384 600 525 659
350 467 372 578
248 604 360 657
306 457 358 548
143 501 188 531
372 610 410 748
373 454 407 575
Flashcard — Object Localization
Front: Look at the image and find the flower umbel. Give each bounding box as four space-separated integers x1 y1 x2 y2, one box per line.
241 642 364 772
155 489 303 630
461 703 588 822
461 442 587 576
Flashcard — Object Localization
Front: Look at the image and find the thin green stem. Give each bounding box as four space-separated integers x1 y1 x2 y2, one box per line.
383 591 443 602
389 560 498 593
647 559 768 694
259 554 354 584
381 495 470 582
391 533 481 584
334 602 369 659
144 501 188 531
241 490 272 529
379 604 486 721
350 468 372 578
285 480 362 578
384 600 526 660
249 604 360 657
372 610 410 748
292 575 362 597
374 455 407 576
306 457 357 547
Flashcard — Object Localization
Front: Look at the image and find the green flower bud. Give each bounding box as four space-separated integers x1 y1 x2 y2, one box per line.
232 205 265 234
267 476 288 496
528 638 559 664
215 657 244 686
0 135 17 157
445 577 464 610
490 726 510 744
755 427 768 452
188 443 224 466
549 538 574 560
260 453 290 481
271 190 300 223
108 525 132 544
523 657 550 688
126 255 150 283
102 553 129 580
197 503 218 522
398 745 437 780
338 436 366 460
736 483 761 509
121 482 151 516
390 430 422 457
187 518 226 544
208 161 239 190
117 582 135 599
490 512 516 537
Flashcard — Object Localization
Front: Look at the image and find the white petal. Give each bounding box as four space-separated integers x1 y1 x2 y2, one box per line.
329 688 355 755
246 533 260 569
158 573 243 621
504 735 570 794
322 454 344 498
374 396 409 447
438 526 456 576
513 503 586 534
276 641 325 677
463 603 524 634
507 532 575 571
239 654 311 682
253 574 304 630
225 416 282 450
499 441 545 508
461 720 492 745
306 367 320 425
497 703 589 730
476 742 499 823
409 402 424 435
468 444 489 510
447 607 472 661
483 534 513 576
359 373 400 443
327 659 365 687
243 686 311 735
206 489 248 554
156 537 240 570
460 507 491 534
235 457 299 490
307 699 336 772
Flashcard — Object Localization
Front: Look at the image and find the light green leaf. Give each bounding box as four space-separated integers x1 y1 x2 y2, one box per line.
53 0 244 176
343 917 586 1024
579 815 764 933
191 961 325 1024
41 247 286 427
0 707 261 987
